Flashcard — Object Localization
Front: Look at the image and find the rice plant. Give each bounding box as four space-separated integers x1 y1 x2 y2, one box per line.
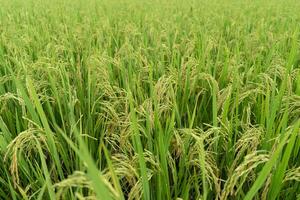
1 0 300 199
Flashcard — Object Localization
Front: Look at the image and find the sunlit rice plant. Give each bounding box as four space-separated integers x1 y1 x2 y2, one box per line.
1 0 300 199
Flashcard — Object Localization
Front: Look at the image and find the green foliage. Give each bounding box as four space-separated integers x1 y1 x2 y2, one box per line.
1 0 300 199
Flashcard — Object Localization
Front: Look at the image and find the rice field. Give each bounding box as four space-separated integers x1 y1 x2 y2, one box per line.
1 0 300 199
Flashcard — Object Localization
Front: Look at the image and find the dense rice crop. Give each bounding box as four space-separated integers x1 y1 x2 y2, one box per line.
1 0 300 199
